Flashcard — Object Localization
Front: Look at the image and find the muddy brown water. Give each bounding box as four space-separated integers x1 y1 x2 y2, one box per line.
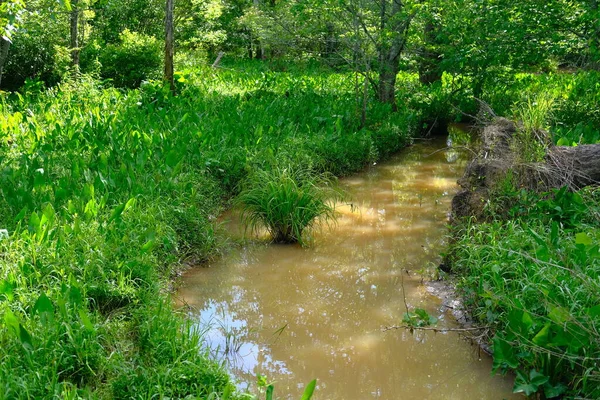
176 134 520 399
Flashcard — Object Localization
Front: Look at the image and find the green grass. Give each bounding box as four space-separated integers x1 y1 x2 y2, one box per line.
0 60 418 398
448 186 600 398
236 166 341 244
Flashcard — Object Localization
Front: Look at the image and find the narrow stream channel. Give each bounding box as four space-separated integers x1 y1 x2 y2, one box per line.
176 133 519 399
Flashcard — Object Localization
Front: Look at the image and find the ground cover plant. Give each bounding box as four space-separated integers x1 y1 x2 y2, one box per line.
448 183 600 398
0 61 417 398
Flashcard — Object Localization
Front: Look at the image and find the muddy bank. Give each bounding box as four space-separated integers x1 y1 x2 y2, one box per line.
451 117 600 219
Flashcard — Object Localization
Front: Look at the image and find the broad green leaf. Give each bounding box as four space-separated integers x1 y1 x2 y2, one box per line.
19 324 33 351
513 369 548 396
3 308 19 334
78 309 94 331
548 306 570 324
69 285 82 307
544 382 568 398
575 232 592 246
109 203 126 222
165 150 180 168
300 379 317 400
586 305 600 318
34 293 54 315
532 322 551 346
0 280 15 302
14 206 27 222
265 384 274 400
141 239 156 253
492 336 519 371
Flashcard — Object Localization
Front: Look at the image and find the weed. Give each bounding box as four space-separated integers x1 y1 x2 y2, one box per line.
236 167 342 245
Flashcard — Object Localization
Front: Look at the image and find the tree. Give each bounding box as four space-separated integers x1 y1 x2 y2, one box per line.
164 0 174 93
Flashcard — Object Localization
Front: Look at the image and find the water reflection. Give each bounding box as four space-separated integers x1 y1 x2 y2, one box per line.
177 136 520 399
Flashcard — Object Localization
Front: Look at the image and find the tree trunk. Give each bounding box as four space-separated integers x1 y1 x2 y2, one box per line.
549 144 600 188
70 0 80 68
0 38 10 88
164 0 175 94
376 0 410 109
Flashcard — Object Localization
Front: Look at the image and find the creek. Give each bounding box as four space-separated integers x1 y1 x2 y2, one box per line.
176 130 519 399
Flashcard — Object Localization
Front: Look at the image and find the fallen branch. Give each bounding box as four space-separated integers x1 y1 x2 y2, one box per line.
382 324 489 333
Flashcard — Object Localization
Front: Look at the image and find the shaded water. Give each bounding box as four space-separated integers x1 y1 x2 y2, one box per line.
176 134 519 399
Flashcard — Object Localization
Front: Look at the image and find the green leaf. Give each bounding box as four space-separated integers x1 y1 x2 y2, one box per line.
14 206 27 222
61 0 72 11
548 306 570 324
265 384 274 400
34 293 54 314
544 382 568 398
78 309 94 331
575 232 592 246
19 324 33 351
35 293 55 327
141 239 156 253
492 336 519 371
532 323 551 346
0 280 15 302
586 305 600 318
109 203 126 222
3 308 19 335
300 379 317 400
165 150 180 168
69 285 82 307
529 369 549 387
513 369 548 396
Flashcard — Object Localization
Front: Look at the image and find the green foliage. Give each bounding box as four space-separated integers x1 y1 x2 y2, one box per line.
511 92 555 162
402 308 438 328
236 167 340 244
449 187 600 398
97 29 162 87
2 25 70 90
0 60 418 397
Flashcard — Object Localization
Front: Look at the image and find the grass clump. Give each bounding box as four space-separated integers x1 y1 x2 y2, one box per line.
236 167 341 245
511 92 556 162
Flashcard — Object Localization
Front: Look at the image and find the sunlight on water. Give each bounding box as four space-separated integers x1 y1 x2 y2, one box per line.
176 132 521 399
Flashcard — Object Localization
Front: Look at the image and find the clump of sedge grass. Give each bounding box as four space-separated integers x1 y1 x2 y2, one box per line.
512 92 556 162
236 166 341 245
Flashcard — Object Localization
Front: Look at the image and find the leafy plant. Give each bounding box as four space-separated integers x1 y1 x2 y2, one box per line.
236 166 341 244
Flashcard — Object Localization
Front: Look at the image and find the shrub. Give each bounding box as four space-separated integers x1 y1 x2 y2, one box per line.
98 29 161 88
236 167 341 244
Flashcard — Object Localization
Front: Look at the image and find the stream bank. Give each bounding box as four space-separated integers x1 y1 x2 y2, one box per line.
176 134 519 399
445 118 600 398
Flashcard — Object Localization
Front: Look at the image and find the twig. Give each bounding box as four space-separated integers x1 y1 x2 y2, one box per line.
382 325 490 333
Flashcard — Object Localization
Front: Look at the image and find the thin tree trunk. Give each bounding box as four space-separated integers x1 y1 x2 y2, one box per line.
164 0 175 94
376 0 410 109
0 38 10 88
70 0 80 68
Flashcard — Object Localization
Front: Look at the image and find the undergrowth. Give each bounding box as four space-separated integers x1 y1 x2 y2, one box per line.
0 61 416 398
449 186 600 398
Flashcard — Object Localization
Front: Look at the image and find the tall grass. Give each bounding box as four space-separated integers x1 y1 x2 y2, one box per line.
236 167 341 244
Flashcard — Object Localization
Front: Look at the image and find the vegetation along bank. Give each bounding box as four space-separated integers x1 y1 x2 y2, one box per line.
1 0 600 398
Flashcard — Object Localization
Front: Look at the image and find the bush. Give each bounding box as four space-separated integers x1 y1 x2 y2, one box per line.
1 31 69 90
98 29 161 88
